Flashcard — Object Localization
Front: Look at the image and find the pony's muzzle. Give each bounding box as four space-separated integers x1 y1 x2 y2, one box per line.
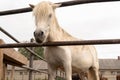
34 30 44 43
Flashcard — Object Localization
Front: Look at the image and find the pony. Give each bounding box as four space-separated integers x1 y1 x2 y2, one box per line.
30 1 99 80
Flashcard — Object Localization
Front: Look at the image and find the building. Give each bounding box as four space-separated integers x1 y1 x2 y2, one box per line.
99 58 120 80
7 58 120 80
7 60 64 80
7 60 48 80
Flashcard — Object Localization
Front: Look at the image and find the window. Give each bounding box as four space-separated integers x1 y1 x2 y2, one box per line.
111 71 117 75
24 72 28 75
7 72 10 75
117 72 120 75
20 72 23 75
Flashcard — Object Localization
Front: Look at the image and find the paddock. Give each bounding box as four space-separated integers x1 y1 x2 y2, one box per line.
0 0 120 80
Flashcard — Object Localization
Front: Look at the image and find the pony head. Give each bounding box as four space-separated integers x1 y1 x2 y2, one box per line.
30 1 61 43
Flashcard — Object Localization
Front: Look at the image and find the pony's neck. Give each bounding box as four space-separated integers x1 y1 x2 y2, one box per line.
48 16 74 42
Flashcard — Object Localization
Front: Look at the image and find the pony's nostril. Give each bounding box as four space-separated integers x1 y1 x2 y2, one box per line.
34 31 44 36
34 31 36 36
40 31 44 36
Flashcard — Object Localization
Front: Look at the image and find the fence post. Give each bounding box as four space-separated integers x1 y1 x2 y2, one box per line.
0 39 7 80
0 40 3 80
10 66 15 80
3 63 7 80
0 49 3 80
29 38 34 80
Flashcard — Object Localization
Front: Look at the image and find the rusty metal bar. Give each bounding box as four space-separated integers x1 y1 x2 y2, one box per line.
21 66 48 74
59 0 120 7
0 39 120 48
0 27 46 61
7 63 48 74
0 27 19 43
0 0 119 16
0 7 31 16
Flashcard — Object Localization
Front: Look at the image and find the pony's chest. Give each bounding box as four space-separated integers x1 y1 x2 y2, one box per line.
71 46 93 70
44 47 70 66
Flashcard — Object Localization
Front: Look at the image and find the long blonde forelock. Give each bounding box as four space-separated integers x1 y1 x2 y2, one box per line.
33 1 53 19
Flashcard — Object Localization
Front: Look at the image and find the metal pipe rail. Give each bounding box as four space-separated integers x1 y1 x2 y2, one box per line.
22 65 65 79
21 66 48 74
0 0 120 16
0 39 120 48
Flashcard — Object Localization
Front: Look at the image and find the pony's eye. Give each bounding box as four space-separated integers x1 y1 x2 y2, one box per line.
48 14 52 18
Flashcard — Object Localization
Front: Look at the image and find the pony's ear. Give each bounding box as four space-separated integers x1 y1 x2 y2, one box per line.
52 3 61 9
29 4 35 9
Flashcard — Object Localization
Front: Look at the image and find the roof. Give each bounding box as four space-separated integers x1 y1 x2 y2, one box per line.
8 59 120 71
0 39 28 66
99 59 120 70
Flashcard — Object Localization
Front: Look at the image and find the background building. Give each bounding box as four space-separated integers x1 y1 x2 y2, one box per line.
7 58 120 80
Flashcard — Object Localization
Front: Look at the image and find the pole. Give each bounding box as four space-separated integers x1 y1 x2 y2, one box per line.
29 38 34 80
0 0 119 16
1 39 120 48
0 40 4 80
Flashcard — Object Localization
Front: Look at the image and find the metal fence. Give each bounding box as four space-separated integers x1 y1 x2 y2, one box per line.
0 0 120 80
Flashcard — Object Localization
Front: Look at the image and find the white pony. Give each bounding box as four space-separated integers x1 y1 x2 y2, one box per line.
30 1 99 80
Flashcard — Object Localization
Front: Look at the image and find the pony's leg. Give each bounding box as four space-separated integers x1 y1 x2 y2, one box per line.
48 64 56 80
93 67 99 80
79 73 88 80
88 68 94 80
72 73 80 80
63 62 72 80
79 74 84 80
88 67 99 80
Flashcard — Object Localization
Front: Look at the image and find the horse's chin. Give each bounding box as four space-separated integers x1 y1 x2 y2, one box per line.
35 38 47 44
36 40 42 43
35 38 43 43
